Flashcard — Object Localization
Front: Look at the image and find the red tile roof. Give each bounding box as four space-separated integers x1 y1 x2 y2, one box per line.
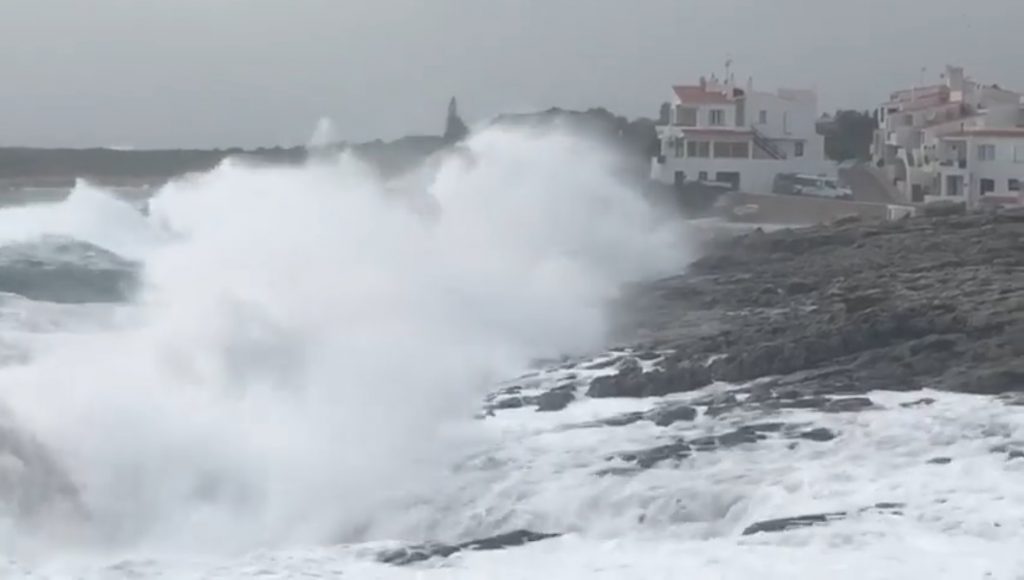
673 85 732 104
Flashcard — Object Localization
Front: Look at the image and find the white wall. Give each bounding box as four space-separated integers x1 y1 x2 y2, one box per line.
968 137 1024 201
744 90 825 162
652 156 834 193
671 95 739 129
656 85 829 192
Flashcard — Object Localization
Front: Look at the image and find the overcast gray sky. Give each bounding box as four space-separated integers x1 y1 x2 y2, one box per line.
1 0 1021 149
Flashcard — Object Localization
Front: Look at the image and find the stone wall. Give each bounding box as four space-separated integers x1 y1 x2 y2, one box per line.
716 191 914 225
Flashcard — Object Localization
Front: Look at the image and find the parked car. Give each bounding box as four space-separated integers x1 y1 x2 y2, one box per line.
773 173 853 200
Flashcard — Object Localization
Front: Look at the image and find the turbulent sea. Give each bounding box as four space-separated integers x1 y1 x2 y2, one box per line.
1 128 1023 578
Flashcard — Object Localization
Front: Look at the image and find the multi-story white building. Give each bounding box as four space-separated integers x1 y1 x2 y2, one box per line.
650 74 830 193
873 65 1024 206
929 128 1024 207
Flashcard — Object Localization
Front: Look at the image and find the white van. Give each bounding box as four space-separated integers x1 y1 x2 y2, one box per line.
774 173 853 200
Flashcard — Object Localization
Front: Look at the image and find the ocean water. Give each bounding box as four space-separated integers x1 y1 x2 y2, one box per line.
0 127 1022 578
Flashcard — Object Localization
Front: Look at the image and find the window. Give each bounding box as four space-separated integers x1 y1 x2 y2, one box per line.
674 171 686 186
1015 145 1024 163
675 106 697 127
911 184 924 202
978 144 996 161
795 141 805 157
715 172 741 189
980 178 995 194
687 141 710 158
698 171 708 181
713 141 750 158
709 109 725 126
758 110 768 124
1010 179 1021 192
674 138 685 158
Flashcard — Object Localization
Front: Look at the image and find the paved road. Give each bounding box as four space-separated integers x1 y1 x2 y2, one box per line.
840 162 898 204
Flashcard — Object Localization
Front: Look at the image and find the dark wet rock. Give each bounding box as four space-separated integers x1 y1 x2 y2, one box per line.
691 427 767 451
823 397 876 413
535 389 575 412
771 396 830 410
785 280 817 295
742 512 845 535
377 530 561 566
645 403 698 426
617 211 1024 398
742 503 904 535
612 440 691 468
901 397 936 408
609 422 835 469
694 392 740 417
0 236 138 303
745 422 787 433
593 466 642 477
927 457 953 465
692 391 739 407
581 357 622 371
952 365 1024 395
487 397 525 411
872 502 905 511
994 444 1024 461
536 391 577 413
586 359 711 399
799 427 838 442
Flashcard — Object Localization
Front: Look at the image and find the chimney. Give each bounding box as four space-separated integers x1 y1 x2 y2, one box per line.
699 76 707 90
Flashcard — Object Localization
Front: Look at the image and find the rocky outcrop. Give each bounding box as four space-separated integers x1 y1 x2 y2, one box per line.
614 209 1024 398
742 503 904 535
607 422 840 469
377 530 561 566
585 358 711 398
535 387 576 412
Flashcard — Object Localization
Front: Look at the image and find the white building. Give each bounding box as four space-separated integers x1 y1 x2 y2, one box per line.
650 74 830 193
873 65 1024 206
929 128 1024 207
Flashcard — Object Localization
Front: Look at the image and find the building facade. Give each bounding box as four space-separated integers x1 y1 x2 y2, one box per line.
650 74 830 194
873 65 1024 207
930 129 1024 207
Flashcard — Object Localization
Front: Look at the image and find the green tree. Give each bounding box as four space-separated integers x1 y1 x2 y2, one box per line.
658 102 671 124
822 110 877 162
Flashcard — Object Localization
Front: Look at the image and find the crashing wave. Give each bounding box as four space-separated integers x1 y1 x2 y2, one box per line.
0 236 137 304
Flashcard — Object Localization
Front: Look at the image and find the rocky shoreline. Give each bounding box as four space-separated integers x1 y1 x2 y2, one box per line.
617 207 1023 400
2 207 1022 567
392 208 1024 567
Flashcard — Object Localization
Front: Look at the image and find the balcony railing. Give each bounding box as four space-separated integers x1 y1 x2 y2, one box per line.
938 159 968 169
